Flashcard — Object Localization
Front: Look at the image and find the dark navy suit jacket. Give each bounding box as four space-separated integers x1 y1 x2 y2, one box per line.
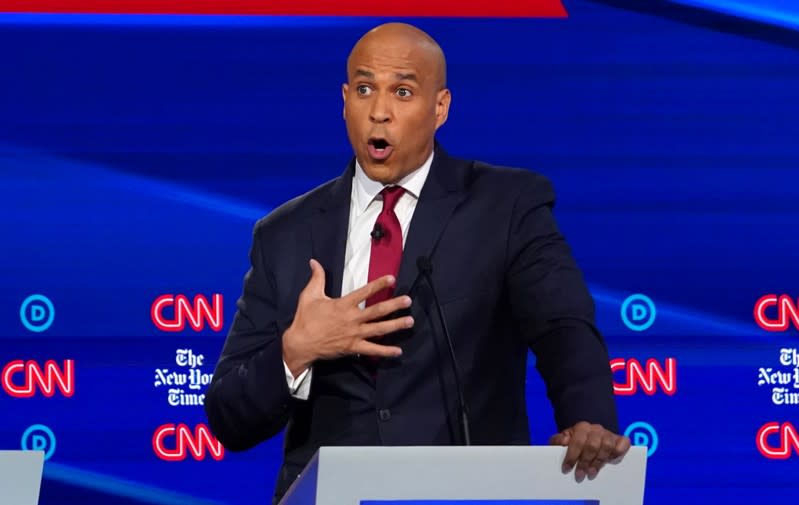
204 145 617 502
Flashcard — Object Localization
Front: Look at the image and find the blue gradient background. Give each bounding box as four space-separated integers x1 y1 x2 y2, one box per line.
1 0 799 504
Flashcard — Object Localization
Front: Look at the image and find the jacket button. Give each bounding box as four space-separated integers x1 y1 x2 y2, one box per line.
378 409 391 421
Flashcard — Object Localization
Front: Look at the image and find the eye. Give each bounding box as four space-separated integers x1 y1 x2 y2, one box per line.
396 87 413 98
357 85 372 96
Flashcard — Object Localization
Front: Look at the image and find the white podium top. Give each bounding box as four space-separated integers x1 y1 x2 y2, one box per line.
0 450 44 505
281 445 647 505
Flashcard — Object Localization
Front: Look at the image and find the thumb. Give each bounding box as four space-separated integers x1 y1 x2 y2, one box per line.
305 259 327 297
549 430 571 446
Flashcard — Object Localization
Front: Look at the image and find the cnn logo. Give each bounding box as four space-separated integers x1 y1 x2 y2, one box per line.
754 295 799 332
152 423 224 462
757 422 799 459
610 358 677 396
151 294 223 332
1 360 74 398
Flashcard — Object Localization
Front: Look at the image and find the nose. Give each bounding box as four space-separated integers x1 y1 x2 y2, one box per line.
369 92 391 124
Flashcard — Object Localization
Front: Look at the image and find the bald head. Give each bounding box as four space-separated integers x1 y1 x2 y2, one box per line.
347 23 447 89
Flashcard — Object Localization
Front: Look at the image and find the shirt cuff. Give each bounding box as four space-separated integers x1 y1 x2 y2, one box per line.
283 360 312 400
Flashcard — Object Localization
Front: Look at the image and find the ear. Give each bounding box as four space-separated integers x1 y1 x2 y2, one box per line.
341 83 349 120
434 88 451 130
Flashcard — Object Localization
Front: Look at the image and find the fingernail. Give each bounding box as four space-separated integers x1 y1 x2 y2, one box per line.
386 275 395 284
575 469 586 481
587 468 598 480
406 317 414 328
404 296 412 306
562 464 570 474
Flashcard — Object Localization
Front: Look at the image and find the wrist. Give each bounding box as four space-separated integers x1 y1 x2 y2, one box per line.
282 325 313 376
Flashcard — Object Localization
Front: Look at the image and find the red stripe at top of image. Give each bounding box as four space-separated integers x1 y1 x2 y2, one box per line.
0 0 568 17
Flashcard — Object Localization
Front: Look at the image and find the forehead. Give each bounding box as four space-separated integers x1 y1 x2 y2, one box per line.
348 39 436 81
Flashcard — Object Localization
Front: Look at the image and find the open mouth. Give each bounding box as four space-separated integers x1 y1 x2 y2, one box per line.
367 138 394 161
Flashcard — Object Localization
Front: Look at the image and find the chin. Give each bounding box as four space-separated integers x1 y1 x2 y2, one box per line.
361 163 397 183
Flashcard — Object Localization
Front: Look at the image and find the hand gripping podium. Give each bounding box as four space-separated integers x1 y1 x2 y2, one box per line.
278 446 647 505
0 450 45 505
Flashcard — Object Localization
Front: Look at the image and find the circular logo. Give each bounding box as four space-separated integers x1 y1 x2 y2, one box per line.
20 294 55 333
21 424 57 461
624 421 659 457
621 294 656 332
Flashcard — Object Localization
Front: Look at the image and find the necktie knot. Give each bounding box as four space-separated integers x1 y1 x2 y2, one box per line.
380 186 405 214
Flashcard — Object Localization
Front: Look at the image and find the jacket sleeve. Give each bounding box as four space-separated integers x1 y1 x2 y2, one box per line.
505 174 619 433
204 222 295 451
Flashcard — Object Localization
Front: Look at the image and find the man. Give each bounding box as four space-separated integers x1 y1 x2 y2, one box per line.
205 22 630 503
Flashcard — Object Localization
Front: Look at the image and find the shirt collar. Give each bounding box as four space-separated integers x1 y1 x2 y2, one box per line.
352 150 434 215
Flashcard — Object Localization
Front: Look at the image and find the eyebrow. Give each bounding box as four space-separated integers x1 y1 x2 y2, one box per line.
395 72 418 82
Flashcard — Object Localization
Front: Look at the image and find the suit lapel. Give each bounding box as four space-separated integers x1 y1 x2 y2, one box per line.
310 162 354 299
395 145 470 296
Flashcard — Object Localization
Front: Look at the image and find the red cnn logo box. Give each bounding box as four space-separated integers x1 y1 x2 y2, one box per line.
611 358 677 396
755 295 799 332
151 294 223 333
2 360 75 398
757 422 799 460
153 423 224 462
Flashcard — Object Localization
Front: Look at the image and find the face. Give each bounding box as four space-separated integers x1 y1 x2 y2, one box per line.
342 37 451 184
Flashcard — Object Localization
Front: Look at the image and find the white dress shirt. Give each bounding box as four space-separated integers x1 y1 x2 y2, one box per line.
283 151 434 399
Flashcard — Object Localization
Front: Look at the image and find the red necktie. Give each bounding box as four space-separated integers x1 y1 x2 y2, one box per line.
365 186 406 307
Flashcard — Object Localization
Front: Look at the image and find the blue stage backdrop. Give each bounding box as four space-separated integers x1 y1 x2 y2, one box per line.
2 0 799 504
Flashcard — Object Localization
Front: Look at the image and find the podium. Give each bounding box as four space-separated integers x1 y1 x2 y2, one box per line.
279 446 647 505
0 450 45 505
